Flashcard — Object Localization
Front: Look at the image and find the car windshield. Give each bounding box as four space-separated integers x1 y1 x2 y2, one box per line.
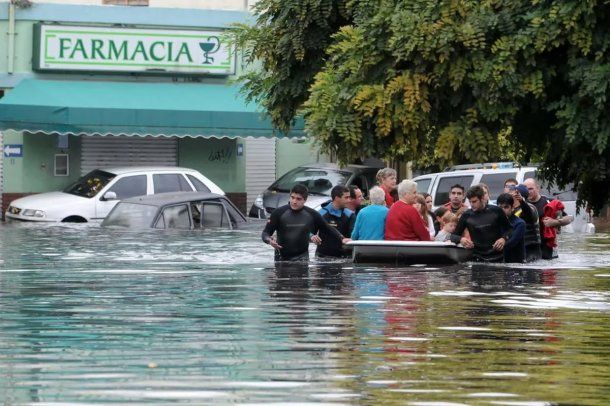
270 167 351 195
102 202 158 228
64 170 116 198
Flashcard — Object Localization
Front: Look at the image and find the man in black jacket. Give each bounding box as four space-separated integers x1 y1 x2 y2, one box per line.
262 184 348 261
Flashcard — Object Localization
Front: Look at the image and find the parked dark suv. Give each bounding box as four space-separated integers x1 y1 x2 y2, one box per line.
248 163 383 218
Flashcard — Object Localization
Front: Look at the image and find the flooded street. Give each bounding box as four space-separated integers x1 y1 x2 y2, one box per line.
0 223 609 405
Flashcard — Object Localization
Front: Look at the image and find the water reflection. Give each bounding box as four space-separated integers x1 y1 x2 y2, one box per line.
0 223 608 404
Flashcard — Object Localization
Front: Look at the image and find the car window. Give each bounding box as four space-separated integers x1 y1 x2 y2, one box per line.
159 204 191 229
102 203 157 228
350 175 371 196
434 175 475 206
365 170 378 192
153 174 192 194
221 199 246 224
415 178 432 194
186 174 211 192
480 172 517 200
271 167 351 196
107 175 147 200
524 170 577 201
64 169 115 198
200 202 230 229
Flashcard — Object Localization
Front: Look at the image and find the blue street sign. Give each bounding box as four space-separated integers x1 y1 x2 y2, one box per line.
3 144 23 158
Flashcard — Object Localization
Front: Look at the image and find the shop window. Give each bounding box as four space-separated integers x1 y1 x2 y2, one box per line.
103 0 149 6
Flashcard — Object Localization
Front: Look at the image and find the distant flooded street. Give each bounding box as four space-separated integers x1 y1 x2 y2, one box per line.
0 224 609 404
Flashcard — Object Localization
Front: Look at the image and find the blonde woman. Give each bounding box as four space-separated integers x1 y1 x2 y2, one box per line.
376 167 398 207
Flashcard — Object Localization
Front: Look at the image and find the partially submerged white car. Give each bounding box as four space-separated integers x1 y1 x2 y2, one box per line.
5 167 223 223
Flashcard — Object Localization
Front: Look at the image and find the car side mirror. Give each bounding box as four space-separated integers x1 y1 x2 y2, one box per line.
103 191 117 201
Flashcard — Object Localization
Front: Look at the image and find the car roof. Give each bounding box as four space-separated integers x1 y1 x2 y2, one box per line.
296 162 384 171
414 166 538 178
99 166 200 175
119 191 225 206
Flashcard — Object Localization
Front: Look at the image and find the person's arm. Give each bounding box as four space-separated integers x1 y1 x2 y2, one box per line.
450 212 469 245
261 208 282 249
504 219 525 250
311 208 348 243
544 212 573 227
518 200 536 224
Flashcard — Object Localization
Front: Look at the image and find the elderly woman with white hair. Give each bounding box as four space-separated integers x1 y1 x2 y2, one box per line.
350 186 390 240
385 180 432 241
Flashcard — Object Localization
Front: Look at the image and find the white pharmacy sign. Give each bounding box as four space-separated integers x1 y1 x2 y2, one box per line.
34 24 235 75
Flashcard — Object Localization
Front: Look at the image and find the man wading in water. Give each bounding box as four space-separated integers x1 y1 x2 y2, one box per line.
262 184 349 262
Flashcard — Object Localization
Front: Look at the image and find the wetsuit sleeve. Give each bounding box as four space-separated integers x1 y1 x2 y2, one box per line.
261 208 281 244
450 212 468 244
311 208 345 242
505 218 525 250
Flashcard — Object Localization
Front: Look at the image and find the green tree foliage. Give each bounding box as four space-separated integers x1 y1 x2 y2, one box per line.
232 0 610 211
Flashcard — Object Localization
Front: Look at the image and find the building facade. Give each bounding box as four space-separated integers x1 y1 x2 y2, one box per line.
0 0 327 217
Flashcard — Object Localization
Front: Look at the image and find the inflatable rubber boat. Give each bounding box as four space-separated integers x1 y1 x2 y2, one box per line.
347 240 473 264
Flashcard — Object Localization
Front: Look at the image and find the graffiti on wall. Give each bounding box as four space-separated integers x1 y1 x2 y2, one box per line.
208 146 233 164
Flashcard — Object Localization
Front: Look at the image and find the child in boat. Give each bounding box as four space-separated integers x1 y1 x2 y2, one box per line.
435 212 458 242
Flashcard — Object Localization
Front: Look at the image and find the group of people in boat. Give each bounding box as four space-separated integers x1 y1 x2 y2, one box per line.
262 167 573 263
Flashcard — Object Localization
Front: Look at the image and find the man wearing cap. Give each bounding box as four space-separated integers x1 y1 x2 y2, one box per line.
503 179 541 262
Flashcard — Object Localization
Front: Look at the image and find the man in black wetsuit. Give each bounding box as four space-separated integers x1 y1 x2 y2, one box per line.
261 184 349 261
450 185 512 262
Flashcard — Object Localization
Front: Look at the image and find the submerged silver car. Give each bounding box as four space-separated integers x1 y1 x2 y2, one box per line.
248 163 383 218
102 192 261 230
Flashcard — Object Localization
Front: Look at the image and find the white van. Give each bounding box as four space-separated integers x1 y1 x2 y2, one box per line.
412 163 591 232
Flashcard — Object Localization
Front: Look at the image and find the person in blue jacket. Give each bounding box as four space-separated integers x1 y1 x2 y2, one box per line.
351 186 389 241
497 193 526 263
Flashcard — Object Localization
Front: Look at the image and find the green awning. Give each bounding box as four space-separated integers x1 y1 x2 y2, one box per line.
0 79 304 138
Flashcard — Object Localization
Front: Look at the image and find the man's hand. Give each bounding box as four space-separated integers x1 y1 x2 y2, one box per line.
341 238 352 245
493 237 506 251
267 237 282 250
542 216 559 227
311 235 322 245
460 237 474 249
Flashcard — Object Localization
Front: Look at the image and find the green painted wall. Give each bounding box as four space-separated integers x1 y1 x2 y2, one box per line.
2 130 24 192
3 132 82 193
275 138 330 177
178 138 244 193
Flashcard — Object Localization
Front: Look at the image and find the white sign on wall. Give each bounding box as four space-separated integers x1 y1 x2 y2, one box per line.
34 24 236 75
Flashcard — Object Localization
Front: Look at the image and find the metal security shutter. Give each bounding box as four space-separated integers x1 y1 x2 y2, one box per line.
81 136 177 175
245 138 276 210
